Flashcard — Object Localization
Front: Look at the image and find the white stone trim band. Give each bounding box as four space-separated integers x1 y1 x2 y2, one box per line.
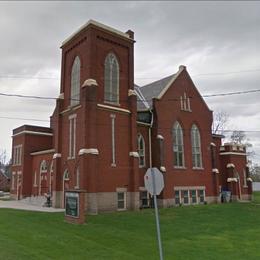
97 104 131 114
13 130 53 137
78 148 99 155
129 152 139 158
31 149 55 156
53 153 61 159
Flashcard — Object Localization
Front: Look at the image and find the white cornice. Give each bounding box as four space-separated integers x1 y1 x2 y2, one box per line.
12 130 53 137
61 19 132 47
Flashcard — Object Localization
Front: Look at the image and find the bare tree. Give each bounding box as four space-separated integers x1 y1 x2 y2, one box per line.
0 149 7 167
212 110 229 135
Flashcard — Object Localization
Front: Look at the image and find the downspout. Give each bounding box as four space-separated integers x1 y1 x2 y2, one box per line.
149 109 154 168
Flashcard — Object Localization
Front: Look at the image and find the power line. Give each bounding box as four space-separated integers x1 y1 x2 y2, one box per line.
0 92 57 100
202 89 260 98
0 116 49 122
0 88 260 103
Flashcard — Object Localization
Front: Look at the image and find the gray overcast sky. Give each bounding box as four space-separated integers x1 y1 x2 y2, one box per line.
0 1 259 164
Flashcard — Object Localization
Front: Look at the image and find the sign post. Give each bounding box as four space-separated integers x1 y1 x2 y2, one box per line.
144 167 164 260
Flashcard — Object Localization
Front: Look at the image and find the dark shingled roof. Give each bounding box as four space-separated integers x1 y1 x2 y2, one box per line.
137 74 175 109
134 84 150 111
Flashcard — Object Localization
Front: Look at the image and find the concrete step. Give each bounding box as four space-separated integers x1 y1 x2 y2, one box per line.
20 196 46 207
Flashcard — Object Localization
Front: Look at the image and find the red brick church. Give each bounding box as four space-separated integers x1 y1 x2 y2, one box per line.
10 20 252 212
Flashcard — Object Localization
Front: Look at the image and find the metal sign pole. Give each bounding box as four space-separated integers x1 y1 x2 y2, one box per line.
151 168 164 260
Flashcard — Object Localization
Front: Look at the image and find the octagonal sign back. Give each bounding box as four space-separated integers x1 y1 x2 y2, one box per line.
144 167 164 196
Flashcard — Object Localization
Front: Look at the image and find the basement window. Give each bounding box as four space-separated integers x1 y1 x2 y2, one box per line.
117 192 126 210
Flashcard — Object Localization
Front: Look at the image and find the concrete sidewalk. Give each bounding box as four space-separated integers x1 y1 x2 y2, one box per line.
0 200 65 213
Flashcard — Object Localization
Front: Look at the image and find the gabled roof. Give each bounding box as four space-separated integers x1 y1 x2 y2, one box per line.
135 65 185 110
139 74 174 108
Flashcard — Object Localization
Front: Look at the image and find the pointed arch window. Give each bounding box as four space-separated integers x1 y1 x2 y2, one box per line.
137 134 145 167
104 53 119 104
70 56 81 106
191 124 202 168
173 122 184 167
63 169 70 181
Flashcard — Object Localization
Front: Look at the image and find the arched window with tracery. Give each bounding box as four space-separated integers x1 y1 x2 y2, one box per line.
191 124 202 168
173 121 184 167
70 56 81 106
104 53 119 104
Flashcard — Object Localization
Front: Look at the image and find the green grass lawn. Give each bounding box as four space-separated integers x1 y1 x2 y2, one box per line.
1 193 260 260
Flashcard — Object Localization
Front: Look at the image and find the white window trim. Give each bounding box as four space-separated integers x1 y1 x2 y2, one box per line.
117 191 126 211
190 190 198 204
175 190 181 205
75 167 80 189
33 171 38 187
183 190 190 205
68 114 77 159
111 114 116 166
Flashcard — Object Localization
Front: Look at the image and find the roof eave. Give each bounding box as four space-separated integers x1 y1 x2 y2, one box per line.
61 19 134 48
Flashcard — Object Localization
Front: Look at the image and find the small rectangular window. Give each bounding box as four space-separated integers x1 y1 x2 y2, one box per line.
117 192 126 210
140 191 149 208
191 190 197 204
199 190 205 203
175 190 180 205
183 190 189 204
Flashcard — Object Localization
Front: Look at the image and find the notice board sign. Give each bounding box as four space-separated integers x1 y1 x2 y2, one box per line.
65 192 79 218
